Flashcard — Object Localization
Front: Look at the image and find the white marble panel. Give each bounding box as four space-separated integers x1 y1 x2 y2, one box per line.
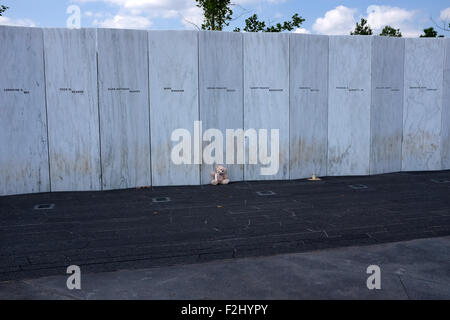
370 37 405 175
289 34 328 179
98 28 151 189
442 39 450 170
44 28 101 191
402 38 444 171
243 33 289 181
327 36 372 176
0 26 50 196
199 31 243 184
149 31 200 186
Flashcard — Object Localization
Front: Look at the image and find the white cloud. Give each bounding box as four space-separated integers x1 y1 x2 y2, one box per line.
440 7 450 21
179 6 203 29
311 5 422 37
75 1 428 36
84 11 107 18
366 5 415 29
74 0 195 16
294 27 310 34
74 0 204 29
74 0 297 30
312 5 357 35
0 16 36 27
400 29 422 38
94 14 152 29
233 0 280 4
366 5 420 37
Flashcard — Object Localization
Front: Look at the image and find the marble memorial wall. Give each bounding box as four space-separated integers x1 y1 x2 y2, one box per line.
0 26 448 195
328 36 372 176
402 39 445 171
370 37 405 175
289 34 329 179
442 39 450 170
244 32 290 181
199 31 244 184
0 26 50 195
44 28 101 191
97 28 151 190
149 31 200 186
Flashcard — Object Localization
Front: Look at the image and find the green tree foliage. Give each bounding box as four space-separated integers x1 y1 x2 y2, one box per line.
196 0 304 32
379 25 402 37
233 14 263 32
234 13 305 32
0 3 9 16
420 27 438 37
420 27 444 38
195 0 233 31
350 18 373 35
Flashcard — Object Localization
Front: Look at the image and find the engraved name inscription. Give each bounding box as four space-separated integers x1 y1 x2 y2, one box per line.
336 86 364 92
108 88 140 93
59 88 84 94
409 86 438 91
164 87 184 93
375 86 400 92
3 88 30 94
299 86 320 92
206 86 236 92
250 86 283 92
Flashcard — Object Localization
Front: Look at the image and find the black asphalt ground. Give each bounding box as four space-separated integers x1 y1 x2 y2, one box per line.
1 171 449 281
2 236 449 299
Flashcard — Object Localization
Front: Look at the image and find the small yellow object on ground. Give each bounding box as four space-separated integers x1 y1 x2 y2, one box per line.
308 174 321 181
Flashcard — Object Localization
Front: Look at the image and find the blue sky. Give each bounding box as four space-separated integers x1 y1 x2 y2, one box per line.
1 0 449 37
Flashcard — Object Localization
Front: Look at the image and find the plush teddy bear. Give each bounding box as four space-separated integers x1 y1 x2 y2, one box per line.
210 165 230 185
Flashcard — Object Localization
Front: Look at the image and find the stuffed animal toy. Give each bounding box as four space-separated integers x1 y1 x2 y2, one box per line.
211 165 230 185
